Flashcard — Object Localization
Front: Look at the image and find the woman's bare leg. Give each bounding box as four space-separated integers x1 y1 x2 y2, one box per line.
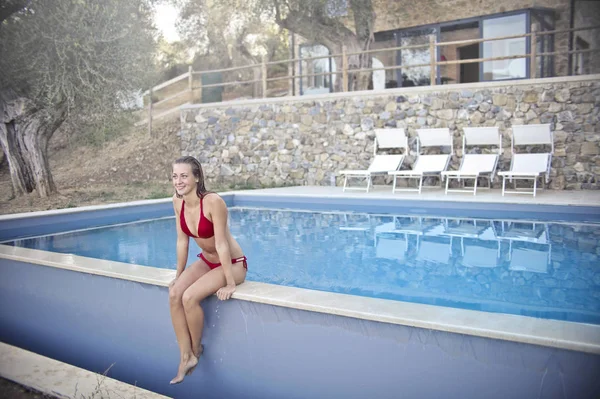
168 259 210 384
182 263 247 363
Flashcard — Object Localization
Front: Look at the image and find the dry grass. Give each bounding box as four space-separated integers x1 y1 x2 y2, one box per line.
0 119 180 215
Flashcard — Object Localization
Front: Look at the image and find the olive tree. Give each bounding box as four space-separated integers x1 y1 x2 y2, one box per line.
176 0 375 90
0 0 156 197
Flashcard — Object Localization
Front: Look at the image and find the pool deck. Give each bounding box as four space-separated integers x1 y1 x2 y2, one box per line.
0 342 171 399
1 186 599 397
235 185 600 207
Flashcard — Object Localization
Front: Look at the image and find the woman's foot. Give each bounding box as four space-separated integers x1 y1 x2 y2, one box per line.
169 353 199 385
186 344 204 376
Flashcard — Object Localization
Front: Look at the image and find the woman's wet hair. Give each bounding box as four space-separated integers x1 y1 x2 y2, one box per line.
173 156 208 198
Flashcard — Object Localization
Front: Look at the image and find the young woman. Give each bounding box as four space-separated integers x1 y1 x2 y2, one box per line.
168 156 247 384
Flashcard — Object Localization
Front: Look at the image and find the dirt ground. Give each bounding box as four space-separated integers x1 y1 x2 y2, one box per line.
0 118 182 216
0 377 53 399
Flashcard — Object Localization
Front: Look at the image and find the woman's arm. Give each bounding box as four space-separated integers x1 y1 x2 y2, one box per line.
208 195 235 288
173 196 189 278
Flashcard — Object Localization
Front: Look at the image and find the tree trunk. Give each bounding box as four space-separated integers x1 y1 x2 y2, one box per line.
274 2 375 93
0 90 66 198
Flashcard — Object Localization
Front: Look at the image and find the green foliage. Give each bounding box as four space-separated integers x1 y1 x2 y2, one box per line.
177 0 290 67
156 38 192 80
0 0 158 116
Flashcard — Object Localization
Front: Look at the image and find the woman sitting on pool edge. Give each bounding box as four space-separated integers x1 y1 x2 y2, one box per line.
168 155 248 385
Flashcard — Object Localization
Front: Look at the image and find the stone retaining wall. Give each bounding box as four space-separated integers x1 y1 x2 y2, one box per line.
179 75 600 190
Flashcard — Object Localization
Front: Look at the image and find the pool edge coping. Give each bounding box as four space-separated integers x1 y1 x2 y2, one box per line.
1 244 599 355
1 186 599 223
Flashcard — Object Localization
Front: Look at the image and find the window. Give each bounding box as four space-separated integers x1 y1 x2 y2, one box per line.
482 13 527 80
573 37 590 75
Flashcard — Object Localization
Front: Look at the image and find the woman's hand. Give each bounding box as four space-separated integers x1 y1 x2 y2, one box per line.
216 283 236 300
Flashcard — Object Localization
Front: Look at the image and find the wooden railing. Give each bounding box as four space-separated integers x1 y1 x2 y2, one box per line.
140 24 599 133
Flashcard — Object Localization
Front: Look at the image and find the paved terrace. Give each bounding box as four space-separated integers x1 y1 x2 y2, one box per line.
235 185 600 207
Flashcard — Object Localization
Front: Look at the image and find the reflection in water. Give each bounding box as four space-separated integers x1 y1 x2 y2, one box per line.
372 216 552 274
7 209 600 324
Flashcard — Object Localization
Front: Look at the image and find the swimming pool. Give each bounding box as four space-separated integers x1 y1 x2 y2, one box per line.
1 189 599 399
6 207 600 325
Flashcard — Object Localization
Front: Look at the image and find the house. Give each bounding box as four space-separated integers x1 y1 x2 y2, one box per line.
291 0 599 94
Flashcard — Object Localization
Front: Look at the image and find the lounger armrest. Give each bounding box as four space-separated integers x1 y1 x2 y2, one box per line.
388 171 423 177
441 171 481 177
339 170 371 175
497 171 542 177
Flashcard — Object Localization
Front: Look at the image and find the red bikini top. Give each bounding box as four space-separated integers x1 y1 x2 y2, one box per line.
180 196 215 239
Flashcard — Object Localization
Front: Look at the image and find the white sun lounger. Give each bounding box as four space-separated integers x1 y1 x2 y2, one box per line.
388 128 453 194
339 128 408 192
442 127 502 195
497 124 554 197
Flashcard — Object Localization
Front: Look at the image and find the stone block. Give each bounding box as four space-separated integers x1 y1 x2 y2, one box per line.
577 104 594 115
581 142 600 155
585 134 600 142
220 164 235 176
492 94 507 106
554 147 567 157
361 117 374 131
343 124 354 136
548 103 562 113
437 109 455 120
555 89 570 103
557 111 574 122
523 92 538 103
469 111 484 124
573 162 586 172
525 110 537 121
385 102 397 112
431 98 445 110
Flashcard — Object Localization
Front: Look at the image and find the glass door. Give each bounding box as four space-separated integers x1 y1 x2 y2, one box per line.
481 13 528 81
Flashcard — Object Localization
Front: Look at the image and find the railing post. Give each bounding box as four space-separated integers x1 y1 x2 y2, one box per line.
188 65 193 104
197 71 203 104
429 35 436 85
530 25 538 79
342 45 349 92
147 86 153 136
262 55 267 98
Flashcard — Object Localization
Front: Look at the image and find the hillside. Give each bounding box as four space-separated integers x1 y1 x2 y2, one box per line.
0 119 181 215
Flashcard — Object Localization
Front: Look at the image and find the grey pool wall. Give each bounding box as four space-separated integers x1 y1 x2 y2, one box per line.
2 257 599 399
1 194 599 399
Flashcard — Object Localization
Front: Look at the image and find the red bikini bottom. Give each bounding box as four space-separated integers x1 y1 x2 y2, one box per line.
198 253 248 270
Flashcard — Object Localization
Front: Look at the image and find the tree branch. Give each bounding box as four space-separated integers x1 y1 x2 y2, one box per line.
275 7 356 51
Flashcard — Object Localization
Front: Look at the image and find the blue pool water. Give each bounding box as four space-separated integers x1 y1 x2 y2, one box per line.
6 208 600 324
